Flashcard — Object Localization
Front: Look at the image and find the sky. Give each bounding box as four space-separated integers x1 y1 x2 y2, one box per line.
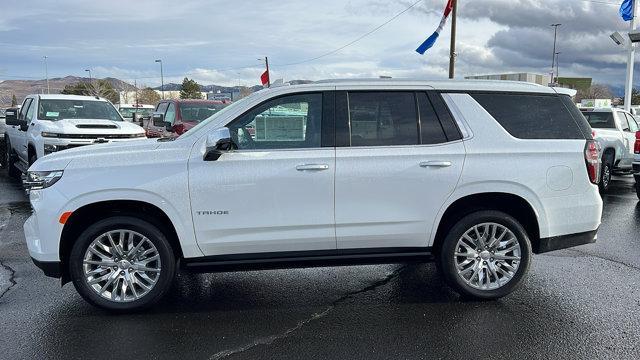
0 0 635 90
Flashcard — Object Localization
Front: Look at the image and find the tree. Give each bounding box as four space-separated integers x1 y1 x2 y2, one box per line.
11 93 17 106
575 84 613 103
238 86 253 99
138 87 161 105
61 80 119 104
179 77 203 99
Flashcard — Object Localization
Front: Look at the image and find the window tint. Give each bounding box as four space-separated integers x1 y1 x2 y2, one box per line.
228 93 322 150
417 92 448 144
165 103 176 125
582 111 616 129
472 93 585 139
559 95 592 139
348 92 418 146
26 99 36 120
428 93 462 141
19 99 33 120
156 102 169 114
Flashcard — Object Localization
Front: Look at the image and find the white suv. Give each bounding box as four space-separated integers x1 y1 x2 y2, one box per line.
23 80 603 311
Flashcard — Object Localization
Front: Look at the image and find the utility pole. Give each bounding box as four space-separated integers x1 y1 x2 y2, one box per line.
448 0 457 79
84 69 93 95
43 56 50 94
550 23 561 85
155 59 164 99
555 52 561 82
624 2 638 112
265 56 271 87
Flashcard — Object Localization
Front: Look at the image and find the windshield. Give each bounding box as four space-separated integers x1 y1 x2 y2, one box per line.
38 99 123 121
582 111 616 129
179 91 263 138
180 102 229 122
119 107 153 118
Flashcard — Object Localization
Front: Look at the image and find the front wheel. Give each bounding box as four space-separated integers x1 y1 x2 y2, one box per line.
438 210 532 299
635 175 640 200
4 138 21 179
69 216 176 312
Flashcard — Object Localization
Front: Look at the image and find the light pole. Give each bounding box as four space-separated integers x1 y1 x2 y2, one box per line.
155 59 164 99
555 52 561 83
84 69 93 94
550 23 561 85
625 3 638 112
43 56 50 94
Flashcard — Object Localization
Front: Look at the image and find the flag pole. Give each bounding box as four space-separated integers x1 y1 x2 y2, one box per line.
448 0 457 79
265 57 271 88
624 0 637 112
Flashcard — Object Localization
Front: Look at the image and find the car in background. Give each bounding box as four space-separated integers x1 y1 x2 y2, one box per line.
581 108 638 192
145 99 230 138
4 94 146 178
0 109 5 168
118 104 154 125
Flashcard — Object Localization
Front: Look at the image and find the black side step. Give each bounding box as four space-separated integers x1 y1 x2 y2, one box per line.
180 247 434 273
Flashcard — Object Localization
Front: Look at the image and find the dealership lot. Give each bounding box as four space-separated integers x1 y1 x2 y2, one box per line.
0 171 639 359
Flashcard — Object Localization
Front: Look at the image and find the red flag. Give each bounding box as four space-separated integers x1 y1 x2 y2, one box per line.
260 70 270 86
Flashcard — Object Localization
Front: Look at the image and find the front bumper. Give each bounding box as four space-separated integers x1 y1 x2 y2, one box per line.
533 229 598 254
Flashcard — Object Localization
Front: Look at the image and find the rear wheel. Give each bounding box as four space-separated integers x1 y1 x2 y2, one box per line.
635 175 640 200
599 154 613 193
69 216 176 312
438 210 532 299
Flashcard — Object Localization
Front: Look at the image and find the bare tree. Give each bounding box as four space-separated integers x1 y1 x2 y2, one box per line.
575 84 613 103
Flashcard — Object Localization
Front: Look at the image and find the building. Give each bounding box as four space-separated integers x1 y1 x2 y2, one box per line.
556 77 592 91
465 73 551 86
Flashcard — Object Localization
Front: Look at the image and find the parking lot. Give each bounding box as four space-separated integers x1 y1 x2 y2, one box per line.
0 170 638 359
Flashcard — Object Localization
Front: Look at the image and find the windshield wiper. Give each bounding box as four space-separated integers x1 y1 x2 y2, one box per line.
157 137 176 142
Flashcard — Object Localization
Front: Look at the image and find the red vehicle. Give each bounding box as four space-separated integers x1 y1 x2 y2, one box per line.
146 99 230 138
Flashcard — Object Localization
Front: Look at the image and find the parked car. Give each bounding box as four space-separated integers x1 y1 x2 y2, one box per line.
118 104 155 125
4 94 146 178
23 79 602 311
580 108 638 192
0 108 5 168
145 99 230 138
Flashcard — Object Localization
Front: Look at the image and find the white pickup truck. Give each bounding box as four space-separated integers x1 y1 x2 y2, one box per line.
581 108 639 192
4 94 146 178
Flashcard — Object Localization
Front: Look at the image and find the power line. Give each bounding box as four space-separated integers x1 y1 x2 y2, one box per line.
273 0 424 67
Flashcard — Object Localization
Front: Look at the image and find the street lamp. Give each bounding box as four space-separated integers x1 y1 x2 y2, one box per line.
550 23 561 85
43 56 50 94
555 52 561 83
155 59 164 99
84 69 93 95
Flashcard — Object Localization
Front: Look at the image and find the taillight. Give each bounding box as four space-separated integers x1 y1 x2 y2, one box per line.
584 140 600 184
634 131 640 154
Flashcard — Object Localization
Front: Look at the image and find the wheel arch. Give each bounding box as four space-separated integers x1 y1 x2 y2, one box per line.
431 191 542 255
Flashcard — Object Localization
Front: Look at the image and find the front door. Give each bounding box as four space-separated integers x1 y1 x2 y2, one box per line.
334 91 465 250
188 92 336 256
15 98 34 163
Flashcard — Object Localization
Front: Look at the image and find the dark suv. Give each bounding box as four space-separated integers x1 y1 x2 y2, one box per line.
146 99 230 138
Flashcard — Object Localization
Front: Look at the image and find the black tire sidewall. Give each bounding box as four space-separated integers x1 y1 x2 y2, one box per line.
69 216 176 312
599 156 612 192
5 138 20 179
439 210 532 299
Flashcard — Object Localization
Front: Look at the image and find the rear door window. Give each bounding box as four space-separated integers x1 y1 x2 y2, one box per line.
582 112 616 129
348 92 419 146
471 93 585 139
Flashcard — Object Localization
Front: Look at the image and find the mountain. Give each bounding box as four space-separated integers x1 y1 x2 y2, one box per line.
0 76 136 107
152 79 314 93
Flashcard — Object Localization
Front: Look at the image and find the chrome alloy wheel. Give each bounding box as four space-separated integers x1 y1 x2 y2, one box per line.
82 230 161 302
453 223 521 290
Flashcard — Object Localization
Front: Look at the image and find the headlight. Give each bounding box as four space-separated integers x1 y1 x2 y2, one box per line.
24 170 64 191
41 132 61 138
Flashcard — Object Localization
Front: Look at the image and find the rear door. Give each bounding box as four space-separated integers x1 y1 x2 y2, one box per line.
618 112 636 168
334 90 465 250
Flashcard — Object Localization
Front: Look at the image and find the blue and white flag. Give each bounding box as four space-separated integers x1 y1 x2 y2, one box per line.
620 0 634 21
416 0 454 55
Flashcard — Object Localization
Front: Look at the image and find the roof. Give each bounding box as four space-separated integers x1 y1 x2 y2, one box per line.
288 78 557 94
35 94 108 101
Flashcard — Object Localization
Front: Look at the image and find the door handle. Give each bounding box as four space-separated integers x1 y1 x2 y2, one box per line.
296 164 329 171
420 161 452 168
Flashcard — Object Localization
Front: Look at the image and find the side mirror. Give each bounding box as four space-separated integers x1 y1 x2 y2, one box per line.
204 127 237 161
5 109 19 126
152 113 164 127
164 121 174 132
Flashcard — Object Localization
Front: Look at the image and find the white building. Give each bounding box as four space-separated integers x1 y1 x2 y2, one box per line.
465 73 551 86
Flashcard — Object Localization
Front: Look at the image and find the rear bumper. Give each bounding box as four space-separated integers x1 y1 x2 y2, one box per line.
31 258 62 278
533 229 598 254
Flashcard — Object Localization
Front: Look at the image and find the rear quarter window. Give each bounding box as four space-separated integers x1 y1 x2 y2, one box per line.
471 93 586 139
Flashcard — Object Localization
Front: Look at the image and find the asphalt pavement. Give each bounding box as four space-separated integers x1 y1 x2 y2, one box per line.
0 171 639 359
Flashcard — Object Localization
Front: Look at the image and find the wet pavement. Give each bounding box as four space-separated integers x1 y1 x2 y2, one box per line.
0 171 639 360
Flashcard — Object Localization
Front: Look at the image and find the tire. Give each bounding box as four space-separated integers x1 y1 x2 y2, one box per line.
635 175 640 200
599 154 613 193
28 152 37 167
438 210 532 300
4 138 21 179
69 216 176 312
